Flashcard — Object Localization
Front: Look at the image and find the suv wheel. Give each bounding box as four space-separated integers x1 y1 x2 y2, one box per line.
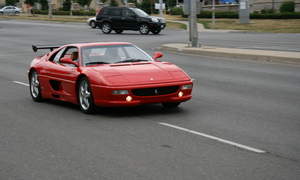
151 29 161 35
115 29 123 34
90 20 97 28
102 22 112 34
139 24 150 35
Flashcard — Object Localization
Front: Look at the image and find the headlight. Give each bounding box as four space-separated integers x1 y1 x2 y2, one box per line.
112 90 129 95
181 84 193 90
151 17 159 23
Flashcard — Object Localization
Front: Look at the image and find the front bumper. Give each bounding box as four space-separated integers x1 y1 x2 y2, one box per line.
91 81 193 107
149 22 166 30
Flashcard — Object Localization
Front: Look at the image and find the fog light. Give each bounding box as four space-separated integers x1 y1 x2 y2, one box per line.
178 91 184 97
126 96 132 102
112 90 129 95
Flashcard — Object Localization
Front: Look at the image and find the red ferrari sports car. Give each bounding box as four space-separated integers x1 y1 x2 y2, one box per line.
29 42 193 113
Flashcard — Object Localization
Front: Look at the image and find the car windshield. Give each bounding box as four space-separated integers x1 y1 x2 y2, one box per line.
82 44 153 66
130 8 149 17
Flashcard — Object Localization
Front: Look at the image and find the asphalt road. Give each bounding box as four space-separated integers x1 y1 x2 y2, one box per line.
0 20 300 180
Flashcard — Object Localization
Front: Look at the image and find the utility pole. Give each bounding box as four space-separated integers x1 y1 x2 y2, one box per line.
159 0 163 16
70 0 73 16
239 0 250 24
48 0 52 19
189 0 199 47
212 0 215 26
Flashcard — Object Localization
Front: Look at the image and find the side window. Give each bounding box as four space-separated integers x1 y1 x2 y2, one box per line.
102 8 108 15
123 9 135 17
62 47 79 62
109 9 121 16
49 47 66 63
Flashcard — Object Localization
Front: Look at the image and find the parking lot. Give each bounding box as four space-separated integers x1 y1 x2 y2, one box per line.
0 19 300 180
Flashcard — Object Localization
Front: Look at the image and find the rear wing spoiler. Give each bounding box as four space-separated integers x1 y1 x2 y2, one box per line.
32 45 60 52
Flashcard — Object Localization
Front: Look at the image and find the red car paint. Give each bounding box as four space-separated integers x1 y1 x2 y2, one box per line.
29 42 193 107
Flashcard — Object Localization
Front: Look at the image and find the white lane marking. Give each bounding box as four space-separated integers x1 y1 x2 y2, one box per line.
13 81 29 87
158 122 266 154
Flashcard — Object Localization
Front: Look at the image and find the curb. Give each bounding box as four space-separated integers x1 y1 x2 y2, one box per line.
160 43 300 64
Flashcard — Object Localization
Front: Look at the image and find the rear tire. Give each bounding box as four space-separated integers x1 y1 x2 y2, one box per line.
29 71 43 102
90 20 97 28
102 22 112 34
139 24 150 35
78 77 95 114
162 102 181 109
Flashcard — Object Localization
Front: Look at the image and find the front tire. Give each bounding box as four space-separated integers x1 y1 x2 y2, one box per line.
101 22 112 34
78 77 95 114
139 24 150 35
29 71 43 102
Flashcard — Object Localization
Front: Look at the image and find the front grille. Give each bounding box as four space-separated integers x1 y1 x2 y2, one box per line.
132 86 179 96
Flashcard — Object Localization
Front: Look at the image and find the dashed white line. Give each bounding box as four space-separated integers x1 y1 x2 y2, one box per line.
158 122 266 154
13 81 29 87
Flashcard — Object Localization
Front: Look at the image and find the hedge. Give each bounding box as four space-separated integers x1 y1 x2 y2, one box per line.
181 11 238 18
32 10 96 16
182 11 300 19
250 12 300 19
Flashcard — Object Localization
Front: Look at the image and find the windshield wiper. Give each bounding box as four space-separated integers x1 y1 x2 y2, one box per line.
115 59 149 63
86 61 110 65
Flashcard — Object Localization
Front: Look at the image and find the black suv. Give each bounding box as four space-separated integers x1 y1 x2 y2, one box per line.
96 7 166 35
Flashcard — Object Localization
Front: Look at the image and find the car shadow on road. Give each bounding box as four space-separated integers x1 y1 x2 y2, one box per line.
45 99 186 118
96 32 166 36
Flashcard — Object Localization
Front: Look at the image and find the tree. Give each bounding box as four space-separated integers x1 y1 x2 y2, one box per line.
138 0 151 14
280 1 295 13
24 0 36 6
62 0 71 11
166 0 177 9
39 0 48 10
5 0 19 6
110 0 118 7
76 0 92 6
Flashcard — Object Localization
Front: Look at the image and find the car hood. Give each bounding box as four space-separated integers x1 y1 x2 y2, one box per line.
89 62 190 86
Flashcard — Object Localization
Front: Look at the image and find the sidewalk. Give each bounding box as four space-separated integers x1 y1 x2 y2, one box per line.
160 43 300 64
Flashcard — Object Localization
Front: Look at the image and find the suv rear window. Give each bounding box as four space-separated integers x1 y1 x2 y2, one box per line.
106 8 121 16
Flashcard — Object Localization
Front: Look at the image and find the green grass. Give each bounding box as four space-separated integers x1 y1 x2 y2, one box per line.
198 18 300 33
166 21 187 30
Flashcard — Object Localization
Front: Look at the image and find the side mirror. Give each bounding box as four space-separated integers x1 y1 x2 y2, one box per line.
60 57 78 67
153 52 163 61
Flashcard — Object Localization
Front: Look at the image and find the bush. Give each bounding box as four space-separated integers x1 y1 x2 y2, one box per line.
181 11 300 19
280 1 295 13
170 7 183 15
72 10 95 16
261 8 275 14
